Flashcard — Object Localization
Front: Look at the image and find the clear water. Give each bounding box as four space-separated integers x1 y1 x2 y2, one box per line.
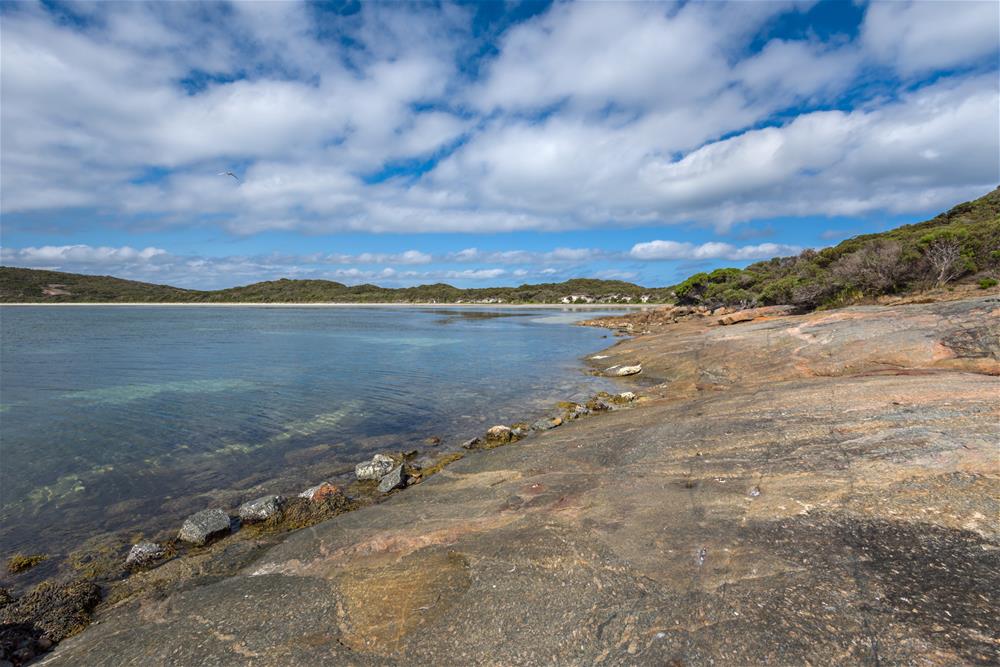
0 306 621 562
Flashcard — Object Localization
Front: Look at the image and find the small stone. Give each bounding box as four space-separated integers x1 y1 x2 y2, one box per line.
355 453 395 480
461 437 482 449
613 364 642 377
125 542 165 567
240 494 284 521
486 425 512 443
178 508 232 545
36 637 53 651
749 486 761 498
377 466 406 493
617 391 637 402
310 484 342 503
531 417 561 431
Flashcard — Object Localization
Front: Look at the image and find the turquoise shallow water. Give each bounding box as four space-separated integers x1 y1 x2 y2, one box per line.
0 306 621 560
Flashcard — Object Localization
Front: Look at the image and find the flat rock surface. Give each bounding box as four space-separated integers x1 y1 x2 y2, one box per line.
44 296 1000 666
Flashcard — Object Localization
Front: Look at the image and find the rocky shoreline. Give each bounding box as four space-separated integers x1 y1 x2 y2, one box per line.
6 292 1000 665
0 376 641 666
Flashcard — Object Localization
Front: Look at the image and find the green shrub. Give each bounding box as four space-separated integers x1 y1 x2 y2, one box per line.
979 278 998 289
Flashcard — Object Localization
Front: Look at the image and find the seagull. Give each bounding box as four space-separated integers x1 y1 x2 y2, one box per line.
218 171 240 182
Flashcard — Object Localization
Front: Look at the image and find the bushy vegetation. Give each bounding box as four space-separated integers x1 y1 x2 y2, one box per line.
669 187 1000 310
0 269 669 304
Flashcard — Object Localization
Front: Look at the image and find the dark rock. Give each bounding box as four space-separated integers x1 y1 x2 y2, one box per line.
125 542 165 567
239 495 284 521
377 466 406 493
178 508 231 545
0 580 100 642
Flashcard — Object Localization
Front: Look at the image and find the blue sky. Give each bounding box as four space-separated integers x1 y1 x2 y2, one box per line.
1 0 997 289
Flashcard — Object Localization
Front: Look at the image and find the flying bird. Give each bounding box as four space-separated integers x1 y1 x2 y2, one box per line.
218 171 240 182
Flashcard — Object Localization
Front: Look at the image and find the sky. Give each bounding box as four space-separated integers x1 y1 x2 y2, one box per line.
1 0 998 290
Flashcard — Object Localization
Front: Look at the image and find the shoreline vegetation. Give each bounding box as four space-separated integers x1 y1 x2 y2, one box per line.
2 187 998 308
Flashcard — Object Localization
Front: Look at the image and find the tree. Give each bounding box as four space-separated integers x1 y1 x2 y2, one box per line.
924 238 963 286
831 240 906 293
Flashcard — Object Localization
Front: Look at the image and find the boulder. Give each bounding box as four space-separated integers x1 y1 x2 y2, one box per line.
486 425 512 443
616 391 638 403
301 483 342 503
355 453 395 481
531 417 562 431
377 466 406 493
178 509 231 545
719 311 755 326
239 495 284 521
613 364 642 377
125 542 164 567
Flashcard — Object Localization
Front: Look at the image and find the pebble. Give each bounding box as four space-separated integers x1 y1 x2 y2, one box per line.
240 494 284 521
125 541 165 567
377 465 406 493
178 508 232 546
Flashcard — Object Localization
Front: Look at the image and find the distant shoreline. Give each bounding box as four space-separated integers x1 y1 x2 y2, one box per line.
0 302 652 309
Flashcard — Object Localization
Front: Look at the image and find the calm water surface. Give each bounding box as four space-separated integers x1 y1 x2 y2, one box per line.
0 306 622 564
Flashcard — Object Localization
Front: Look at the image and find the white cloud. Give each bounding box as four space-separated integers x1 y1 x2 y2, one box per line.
0 0 996 241
630 240 801 261
327 250 432 265
2 245 168 265
862 1 1000 74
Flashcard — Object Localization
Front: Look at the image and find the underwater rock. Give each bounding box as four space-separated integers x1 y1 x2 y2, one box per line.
377 466 406 493
125 542 164 567
240 495 284 521
178 509 231 546
486 425 512 443
355 454 395 481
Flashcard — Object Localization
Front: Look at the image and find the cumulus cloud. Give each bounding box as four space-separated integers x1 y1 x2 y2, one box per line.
629 241 801 261
0 0 996 246
2 245 168 265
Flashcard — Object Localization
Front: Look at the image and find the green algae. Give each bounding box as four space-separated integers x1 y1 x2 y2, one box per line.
7 553 47 574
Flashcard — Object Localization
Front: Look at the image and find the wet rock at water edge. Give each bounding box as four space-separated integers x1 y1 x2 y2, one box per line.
299 483 342 503
125 542 165 567
239 495 284 521
461 437 482 449
486 425 512 443
531 417 562 431
616 391 637 403
355 454 395 481
377 466 406 493
178 508 232 545
610 364 642 377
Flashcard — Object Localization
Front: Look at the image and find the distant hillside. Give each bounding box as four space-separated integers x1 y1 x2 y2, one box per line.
0 269 667 304
669 187 1000 310
2 188 997 306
